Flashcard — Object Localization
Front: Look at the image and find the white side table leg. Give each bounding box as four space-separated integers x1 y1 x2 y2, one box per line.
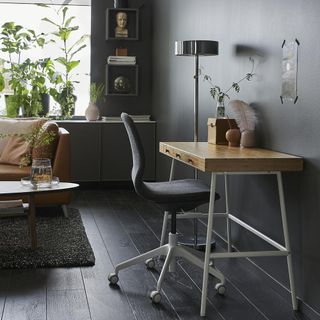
200 173 216 317
277 172 298 310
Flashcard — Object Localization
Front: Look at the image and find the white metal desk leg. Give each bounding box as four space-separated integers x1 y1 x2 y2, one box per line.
277 172 298 310
224 173 232 252
200 173 216 317
160 159 175 246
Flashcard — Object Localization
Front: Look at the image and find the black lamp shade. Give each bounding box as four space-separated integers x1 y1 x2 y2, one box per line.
175 40 219 56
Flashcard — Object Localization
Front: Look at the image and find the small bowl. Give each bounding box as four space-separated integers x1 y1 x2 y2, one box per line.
21 176 31 186
51 176 60 185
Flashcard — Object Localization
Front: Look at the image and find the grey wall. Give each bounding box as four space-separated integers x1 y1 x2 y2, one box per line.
91 0 152 116
151 0 320 314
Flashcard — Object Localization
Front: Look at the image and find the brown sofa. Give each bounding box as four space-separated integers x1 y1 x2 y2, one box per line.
0 127 72 206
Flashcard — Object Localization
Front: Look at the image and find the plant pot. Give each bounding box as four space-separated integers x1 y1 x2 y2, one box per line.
114 0 128 8
39 93 50 117
5 95 20 117
85 102 100 121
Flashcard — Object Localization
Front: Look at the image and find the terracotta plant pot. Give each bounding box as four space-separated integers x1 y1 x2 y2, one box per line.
225 128 241 147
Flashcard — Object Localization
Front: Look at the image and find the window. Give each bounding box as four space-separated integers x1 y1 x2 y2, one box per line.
0 1 91 116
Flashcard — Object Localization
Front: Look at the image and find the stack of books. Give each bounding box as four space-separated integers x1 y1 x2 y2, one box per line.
0 199 28 217
107 56 136 65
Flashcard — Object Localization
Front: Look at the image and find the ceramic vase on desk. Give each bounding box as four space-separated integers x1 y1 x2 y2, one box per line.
85 102 100 121
226 128 241 147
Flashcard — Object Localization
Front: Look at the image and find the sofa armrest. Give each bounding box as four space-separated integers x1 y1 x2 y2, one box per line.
52 127 70 182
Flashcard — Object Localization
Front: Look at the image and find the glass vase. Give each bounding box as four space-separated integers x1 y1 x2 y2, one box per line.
216 100 225 118
30 158 52 188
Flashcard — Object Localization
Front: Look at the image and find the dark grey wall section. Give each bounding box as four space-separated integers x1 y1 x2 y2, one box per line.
151 0 320 314
91 0 152 116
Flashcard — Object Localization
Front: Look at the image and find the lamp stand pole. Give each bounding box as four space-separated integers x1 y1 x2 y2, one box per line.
174 39 219 251
193 55 199 248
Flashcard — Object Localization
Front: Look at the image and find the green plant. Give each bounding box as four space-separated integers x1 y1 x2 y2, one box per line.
90 83 105 103
202 57 255 103
0 125 57 167
39 4 89 119
0 72 4 92
0 21 54 117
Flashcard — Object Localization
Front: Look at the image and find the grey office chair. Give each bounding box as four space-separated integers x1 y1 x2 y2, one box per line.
108 113 225 304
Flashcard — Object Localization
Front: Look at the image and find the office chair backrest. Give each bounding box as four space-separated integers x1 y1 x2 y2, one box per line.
121 113 145 195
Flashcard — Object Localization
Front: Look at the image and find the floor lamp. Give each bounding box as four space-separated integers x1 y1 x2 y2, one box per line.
175 40 219 249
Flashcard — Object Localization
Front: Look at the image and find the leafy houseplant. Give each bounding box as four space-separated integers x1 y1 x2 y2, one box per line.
0 21 53 117
40 4 89 119
85 82 105 121
202 57 255 118
90 82 105 103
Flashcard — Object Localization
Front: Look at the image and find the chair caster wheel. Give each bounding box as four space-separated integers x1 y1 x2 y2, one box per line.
215 283 226 295
145 258 156 269
108 272 119 285
150 290 161 303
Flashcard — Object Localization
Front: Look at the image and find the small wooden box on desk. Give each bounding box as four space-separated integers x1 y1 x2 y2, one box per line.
207 118 237 145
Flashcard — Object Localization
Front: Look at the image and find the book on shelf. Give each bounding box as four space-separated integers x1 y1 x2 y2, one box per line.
0 199 28 217
107 56 136 65
102 114 151 122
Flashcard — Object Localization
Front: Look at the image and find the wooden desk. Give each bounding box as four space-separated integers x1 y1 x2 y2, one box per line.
160 142 303 316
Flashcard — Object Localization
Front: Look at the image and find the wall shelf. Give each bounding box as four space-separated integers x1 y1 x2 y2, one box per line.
106 64 139 96
106 8 139 41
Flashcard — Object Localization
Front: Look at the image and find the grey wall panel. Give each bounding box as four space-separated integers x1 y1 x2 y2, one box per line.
151 0 320 313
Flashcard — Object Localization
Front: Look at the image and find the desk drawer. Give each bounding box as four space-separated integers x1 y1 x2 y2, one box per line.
160 144 203 170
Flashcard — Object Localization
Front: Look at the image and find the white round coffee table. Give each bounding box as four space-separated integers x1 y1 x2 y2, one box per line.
0 181 79 249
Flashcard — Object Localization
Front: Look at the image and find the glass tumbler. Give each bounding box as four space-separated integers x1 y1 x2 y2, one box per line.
30 158 52 188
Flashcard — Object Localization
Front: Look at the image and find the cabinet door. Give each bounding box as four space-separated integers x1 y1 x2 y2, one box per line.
59 122 101 182
101 122 155 181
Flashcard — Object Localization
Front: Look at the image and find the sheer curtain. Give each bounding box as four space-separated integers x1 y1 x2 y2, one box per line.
0 0 91 116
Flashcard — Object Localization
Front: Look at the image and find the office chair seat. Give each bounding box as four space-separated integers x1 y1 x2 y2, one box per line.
108 113 225 311
142 179 219 212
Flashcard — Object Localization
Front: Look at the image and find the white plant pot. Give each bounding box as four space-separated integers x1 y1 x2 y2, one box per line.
85 102 100 121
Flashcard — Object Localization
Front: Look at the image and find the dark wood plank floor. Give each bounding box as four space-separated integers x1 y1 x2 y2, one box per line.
0 188 313 320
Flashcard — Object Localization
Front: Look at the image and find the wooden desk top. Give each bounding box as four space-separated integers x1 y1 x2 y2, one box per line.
160 142 303 172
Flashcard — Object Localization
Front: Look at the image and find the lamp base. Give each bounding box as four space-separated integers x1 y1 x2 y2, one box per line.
179 235 215 251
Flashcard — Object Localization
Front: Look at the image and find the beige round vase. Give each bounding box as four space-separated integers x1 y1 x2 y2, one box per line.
225 128 241 147
240 130 255 147
85 102 100 121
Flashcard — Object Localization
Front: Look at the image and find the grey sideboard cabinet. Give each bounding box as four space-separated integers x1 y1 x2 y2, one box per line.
57 120 156 182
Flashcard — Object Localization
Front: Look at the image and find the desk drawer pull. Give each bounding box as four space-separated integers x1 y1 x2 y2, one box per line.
188 159 193 164
175 153 181 159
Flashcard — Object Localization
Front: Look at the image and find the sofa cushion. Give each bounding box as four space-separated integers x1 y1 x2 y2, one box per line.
0 163 30 180
0 135 30 165
0 118 44 155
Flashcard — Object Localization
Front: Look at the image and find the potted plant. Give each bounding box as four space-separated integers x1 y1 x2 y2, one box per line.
202 57 255 118
40 4 89 119
85 82 105 121
0 21 53 117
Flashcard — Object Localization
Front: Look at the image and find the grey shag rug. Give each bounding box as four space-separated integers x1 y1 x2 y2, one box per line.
0 207 95 269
